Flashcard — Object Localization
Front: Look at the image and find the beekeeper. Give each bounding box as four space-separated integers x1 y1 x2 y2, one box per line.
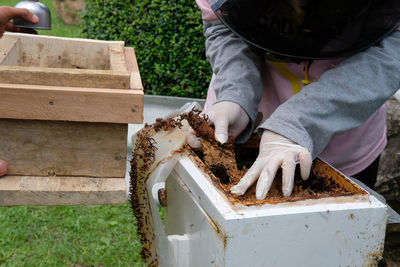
189 0 400 199
0 6 38 176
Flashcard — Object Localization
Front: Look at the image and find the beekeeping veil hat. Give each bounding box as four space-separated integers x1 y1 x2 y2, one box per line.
209 0 400 60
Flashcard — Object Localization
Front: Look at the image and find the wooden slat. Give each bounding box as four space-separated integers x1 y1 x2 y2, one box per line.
0 65 130 89
109 44 128 71
0 176 126 206
0 83 143 123
5 32 125 70
0 35 19 65
0 119 127 177
124 47 144 90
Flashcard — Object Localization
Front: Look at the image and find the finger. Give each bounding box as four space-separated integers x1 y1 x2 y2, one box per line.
281 156 297 197
5 22 16 31
299 150 312 180
256 156 281 200
183 121 201 148
230 158 266 195
186 128 201 148
200 112 214 127
0 159 8 177
205 109 216 125
4 7 39 24
207 110 229 144
5 23 35 33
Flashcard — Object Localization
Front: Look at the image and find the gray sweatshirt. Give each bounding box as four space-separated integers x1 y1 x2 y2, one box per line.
204 20 400 158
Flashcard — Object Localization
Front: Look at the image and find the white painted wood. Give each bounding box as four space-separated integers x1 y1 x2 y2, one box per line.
146 157 387 267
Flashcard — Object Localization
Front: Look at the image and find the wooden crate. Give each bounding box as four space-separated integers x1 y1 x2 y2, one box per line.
0 33 144 206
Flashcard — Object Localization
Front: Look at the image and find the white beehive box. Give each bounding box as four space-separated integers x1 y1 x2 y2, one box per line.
146 157 387 267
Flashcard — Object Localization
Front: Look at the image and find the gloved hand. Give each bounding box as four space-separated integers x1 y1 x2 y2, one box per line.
230 130 312 199
187 101 249 147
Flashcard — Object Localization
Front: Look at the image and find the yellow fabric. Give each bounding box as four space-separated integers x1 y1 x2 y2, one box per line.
270 61 312 94
301 61 312 86
270 61 302 94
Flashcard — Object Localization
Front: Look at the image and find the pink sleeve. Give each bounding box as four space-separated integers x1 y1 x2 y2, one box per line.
195 0 218 21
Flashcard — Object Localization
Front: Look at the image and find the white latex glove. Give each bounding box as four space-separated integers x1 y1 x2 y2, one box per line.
230 130 312 199
187 101 249 147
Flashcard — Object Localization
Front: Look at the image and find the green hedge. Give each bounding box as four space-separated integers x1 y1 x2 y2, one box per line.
82 0 211 98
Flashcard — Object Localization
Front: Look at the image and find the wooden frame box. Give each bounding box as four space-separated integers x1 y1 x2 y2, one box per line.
0 33 144 206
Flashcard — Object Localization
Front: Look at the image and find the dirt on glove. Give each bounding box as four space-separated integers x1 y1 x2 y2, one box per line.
183 110 365 204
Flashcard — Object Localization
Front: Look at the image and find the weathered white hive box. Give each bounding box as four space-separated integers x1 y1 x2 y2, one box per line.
0 32 143 206
149 158 387 267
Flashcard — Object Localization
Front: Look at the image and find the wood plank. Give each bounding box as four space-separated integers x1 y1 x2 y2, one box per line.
124 47 144 90
0 65 130 89
0 119 127 177
0 35 19 65
0 176 126 206
5 32 125 70
0 83 143 123
109 44 128 71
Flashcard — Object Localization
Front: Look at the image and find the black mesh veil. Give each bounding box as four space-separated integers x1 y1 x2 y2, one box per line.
212 0 400 59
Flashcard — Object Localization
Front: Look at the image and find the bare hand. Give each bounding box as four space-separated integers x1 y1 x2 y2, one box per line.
0 159 8 177
0 6 39 38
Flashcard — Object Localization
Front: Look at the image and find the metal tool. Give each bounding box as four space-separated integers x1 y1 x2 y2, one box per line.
13 0 51 30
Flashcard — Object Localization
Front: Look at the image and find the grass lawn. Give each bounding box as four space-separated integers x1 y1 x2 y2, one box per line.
1 1 145 266
0 204 145 266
